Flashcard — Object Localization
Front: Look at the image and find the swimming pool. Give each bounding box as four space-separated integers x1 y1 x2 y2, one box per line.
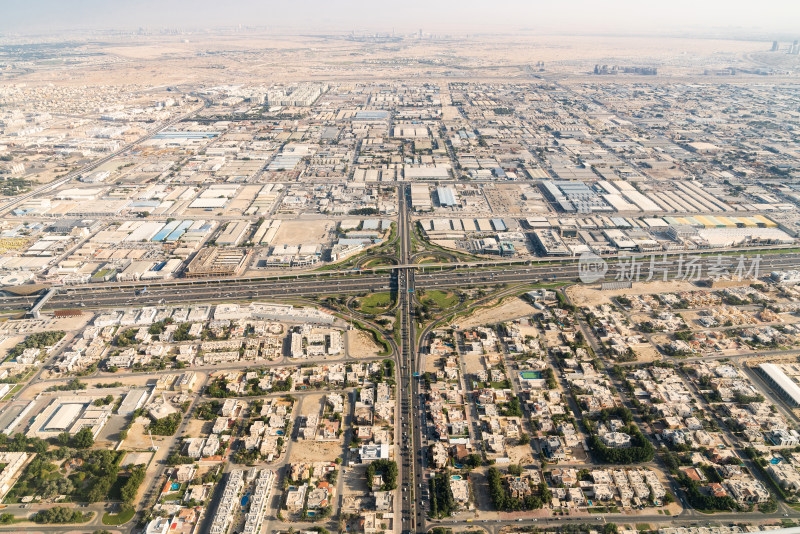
451 475 462 480
170 482 180 491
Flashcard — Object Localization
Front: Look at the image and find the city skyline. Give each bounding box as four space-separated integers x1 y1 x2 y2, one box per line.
2 0 799 35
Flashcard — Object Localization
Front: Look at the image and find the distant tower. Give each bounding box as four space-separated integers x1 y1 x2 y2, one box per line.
418 29 423 39
771 40 779 51
792 41 800 55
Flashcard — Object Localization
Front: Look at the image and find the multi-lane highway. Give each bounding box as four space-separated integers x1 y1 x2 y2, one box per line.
8 250 800 315
4 171 800 534
398 185 421 534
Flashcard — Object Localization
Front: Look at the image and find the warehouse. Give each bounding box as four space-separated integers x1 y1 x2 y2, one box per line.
410 185 432 211
353 110 389 122
189 197 227 209
216 221 251 246
758 364 800 407
185 248 249 277
404 165 450 180
44 403 83 432
118 389 150 416
28 397 113 439
531 228 569 256
435 186 458 207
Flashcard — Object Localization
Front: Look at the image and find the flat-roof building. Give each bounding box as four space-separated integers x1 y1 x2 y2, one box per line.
758 364 800 407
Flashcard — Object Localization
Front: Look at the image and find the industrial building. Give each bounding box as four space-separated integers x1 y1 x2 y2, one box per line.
26 397 113 439
184 248 250 278
758 364 800 407
435 186 458 207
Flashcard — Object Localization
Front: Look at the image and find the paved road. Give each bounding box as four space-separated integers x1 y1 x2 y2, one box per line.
398 184 421 534
0 98 209 219
7 250 800 316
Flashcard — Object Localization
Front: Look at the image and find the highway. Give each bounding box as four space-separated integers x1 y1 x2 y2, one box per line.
398 184 421 534
3 179 800 534
6 251 800 314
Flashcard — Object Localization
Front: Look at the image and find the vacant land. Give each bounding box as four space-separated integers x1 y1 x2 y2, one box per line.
290 439 344 464
566 280 698 308
347 329 381 358
458 297 538 328
273 220 332 246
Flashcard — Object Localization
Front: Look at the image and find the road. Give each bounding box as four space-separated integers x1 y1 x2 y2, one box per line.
7 251 800 315
397 184 422 534
0 98 209 219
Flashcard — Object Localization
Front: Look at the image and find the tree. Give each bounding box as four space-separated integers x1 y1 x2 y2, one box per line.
31 438 48 454
73 427 94 449
364 460 398 491
463 453 482 469
56 432 72 446
148 413 182 436
120 466 146 503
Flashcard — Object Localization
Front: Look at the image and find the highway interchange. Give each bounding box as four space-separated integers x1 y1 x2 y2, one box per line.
6 250 800 315
4 174 800 533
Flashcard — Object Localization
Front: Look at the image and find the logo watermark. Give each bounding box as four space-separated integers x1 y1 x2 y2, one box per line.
575 253 761 284
578 251 608 284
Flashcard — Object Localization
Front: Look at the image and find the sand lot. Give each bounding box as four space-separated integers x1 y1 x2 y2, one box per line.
566 280 698 308
184 418 212 439
347 330 381 358
0 335 24 359
272 220 333 246
506 444 536 466
8 31 767 88
457 297 538 328
462 352 485 376
289 439 344 463
424 355 443 375
631 343 662 363
20 373 175 400
125 419 156 451
121 451 154 467
300 393 326 417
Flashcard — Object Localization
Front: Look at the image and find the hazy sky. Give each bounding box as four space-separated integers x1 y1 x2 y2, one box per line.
2 0 798 35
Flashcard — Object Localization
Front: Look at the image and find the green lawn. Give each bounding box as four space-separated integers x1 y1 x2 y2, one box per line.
419 290 459 309
362 257 395 268
1 383 23 401
355 292 395 315
102 506 135 526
